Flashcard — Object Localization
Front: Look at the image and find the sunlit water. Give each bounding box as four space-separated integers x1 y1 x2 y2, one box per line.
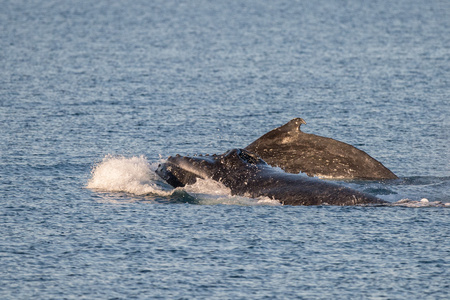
1 0 449 298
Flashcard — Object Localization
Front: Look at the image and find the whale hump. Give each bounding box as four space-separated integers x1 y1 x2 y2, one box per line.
252 118 307 143
245 118 398 180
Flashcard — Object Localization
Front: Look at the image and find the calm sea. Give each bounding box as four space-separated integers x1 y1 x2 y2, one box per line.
1 0 449 298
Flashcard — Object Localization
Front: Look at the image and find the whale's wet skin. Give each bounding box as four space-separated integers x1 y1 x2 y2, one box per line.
245 118 398 180
156 149 387 206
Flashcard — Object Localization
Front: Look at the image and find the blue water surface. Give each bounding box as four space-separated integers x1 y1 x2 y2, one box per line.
1 0 450 298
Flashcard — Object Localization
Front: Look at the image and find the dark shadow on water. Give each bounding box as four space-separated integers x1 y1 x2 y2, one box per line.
152 190 200 205
89 189 200 205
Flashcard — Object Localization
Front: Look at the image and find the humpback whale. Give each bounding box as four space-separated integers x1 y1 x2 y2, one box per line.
156 149 387 206
245 118 398 180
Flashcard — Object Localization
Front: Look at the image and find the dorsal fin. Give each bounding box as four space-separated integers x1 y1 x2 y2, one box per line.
279 118 307 133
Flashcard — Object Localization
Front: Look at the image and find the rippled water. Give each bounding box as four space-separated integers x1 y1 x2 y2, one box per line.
1 0 450 298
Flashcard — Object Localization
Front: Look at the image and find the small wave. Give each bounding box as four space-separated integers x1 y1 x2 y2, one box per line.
398 176 450 186
86 155 173 196
391 198 450 208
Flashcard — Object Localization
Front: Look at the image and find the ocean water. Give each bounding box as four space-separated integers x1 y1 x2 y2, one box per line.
1 0 450 298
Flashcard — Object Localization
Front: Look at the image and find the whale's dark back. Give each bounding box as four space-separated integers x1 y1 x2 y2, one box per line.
156 149 387 206
245 118 398 180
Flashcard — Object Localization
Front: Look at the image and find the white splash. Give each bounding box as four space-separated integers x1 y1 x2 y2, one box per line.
86 155 173 196
392 198 449 207
183 178 281 206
